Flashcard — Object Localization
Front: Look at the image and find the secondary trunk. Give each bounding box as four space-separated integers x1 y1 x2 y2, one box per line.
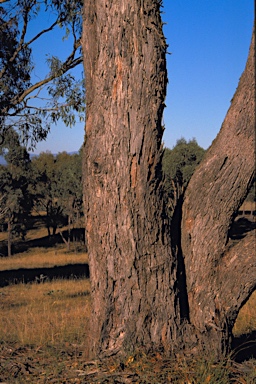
181 27 255 357
82 0 180 357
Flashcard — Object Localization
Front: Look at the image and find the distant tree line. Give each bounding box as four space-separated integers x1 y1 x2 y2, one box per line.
1 133 253 257
0 128 83 256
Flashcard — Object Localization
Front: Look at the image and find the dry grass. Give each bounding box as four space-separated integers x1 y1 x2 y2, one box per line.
233 290 256 336
0 278 91 347
0 222 255 382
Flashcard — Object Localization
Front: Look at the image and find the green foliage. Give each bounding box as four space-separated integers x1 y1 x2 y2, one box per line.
0 0 84 149
0 129 33 249
163 137 205 185
162 138 205 214
31 150 83 236
55 151 83 203
0 7 31 115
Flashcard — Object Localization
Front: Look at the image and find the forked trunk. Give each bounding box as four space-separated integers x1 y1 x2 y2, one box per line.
82 1 255 359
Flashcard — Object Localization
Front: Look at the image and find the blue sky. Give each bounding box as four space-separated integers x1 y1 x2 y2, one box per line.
33 1 254 154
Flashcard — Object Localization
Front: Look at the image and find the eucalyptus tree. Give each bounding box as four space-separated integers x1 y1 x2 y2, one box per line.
31 151 64 236
0 0 84 149
82 0 255 359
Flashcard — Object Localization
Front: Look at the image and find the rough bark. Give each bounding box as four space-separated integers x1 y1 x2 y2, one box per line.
82 0 180 357
181 27 255 357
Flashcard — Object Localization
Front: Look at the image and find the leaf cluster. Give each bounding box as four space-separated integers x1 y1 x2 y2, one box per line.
0 0 84 149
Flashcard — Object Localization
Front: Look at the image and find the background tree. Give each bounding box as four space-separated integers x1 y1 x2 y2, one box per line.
0 0 84 149
162 138 205 214
31 150 83 242
0 129 33 256
82 0 255 359
31 151 65 236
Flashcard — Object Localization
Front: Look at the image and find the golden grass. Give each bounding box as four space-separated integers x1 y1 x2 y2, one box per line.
0 246 88 271
0 219 255 351
0 276 254 351
233 290 256 336
0 278 91 347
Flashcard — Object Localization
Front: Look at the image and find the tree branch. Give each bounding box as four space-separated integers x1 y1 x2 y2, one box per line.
3 56 82 114
25 18 61 48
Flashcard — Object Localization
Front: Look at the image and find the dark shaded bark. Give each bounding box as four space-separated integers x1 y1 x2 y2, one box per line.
82 0 255 360
181 28 255 357
82 0 180 357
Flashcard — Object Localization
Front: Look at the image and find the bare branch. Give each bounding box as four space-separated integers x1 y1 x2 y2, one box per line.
24 18 61 48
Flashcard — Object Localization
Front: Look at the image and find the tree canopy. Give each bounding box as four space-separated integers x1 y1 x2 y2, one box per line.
162 138 205 214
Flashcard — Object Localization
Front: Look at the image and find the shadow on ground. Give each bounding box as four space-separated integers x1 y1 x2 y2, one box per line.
232 331 256 362
0 228 86 257
0 263 89 287
229 217 256 240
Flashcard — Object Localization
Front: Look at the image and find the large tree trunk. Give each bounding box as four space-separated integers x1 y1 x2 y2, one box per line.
82 0 180 357
181 28 255 357
82 0 255 359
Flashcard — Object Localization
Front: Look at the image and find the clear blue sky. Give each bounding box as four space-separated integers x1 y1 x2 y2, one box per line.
33 0 254 154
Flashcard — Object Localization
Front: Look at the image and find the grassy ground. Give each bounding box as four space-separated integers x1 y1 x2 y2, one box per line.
233 292 256 337
0 245 88 271
0 278 91 346
0 225 255 383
